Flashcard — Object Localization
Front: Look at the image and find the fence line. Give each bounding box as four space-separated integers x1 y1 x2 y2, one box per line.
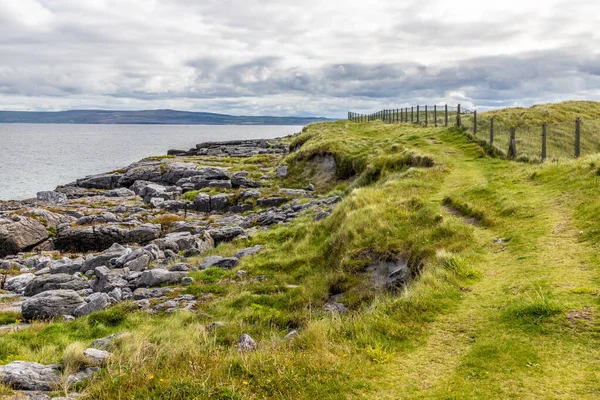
348 105 600 161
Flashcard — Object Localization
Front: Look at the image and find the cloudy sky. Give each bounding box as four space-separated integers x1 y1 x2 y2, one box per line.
0 0 599 117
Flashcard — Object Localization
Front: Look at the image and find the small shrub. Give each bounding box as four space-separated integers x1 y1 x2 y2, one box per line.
152 214 184 232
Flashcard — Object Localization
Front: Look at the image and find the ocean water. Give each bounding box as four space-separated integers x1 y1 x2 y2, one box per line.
0 124 303 201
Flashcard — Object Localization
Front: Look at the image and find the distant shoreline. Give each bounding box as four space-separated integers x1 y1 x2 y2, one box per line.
0 109 335 125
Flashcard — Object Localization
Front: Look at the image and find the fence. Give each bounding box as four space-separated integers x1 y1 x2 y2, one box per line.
348 105 600 161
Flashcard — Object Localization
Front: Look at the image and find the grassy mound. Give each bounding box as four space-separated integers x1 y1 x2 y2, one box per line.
481 100 600 127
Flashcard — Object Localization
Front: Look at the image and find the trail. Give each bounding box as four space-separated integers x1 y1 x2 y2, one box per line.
357 134 600 399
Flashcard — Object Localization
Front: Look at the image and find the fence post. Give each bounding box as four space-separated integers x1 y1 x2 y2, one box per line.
417 105 420 124
575 117 581 158
425 105 428 126
490 117 494 146
434 105 437 127
507 126 517 159
411 107 414 123
457 104 461 127
396 108 399 123
445 105 448 126
541 123 547 161
473 110 477 134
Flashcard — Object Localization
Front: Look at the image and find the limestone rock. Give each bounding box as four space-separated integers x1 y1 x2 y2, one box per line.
22 290 85 320
36 191 68 205
0 361 61 391
0 215 49 258
83 348 111 365
24 274 90 297
238 333 257 351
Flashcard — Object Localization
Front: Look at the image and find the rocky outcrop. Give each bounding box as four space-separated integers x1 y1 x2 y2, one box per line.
36 191 68 205
54 223 161 252
0 361 61 391
22 290 85 320
76 172 123 189
0 215 49 257
5 273 35 295
137 269 186 287
24 274 89 297
73 293 112 317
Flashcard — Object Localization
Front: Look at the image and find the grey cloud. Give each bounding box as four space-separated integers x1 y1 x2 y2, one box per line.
0 0 598 116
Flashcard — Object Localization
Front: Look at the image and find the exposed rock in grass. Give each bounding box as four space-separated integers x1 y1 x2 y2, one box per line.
73 292 112 317
234 245 263 260
200 256 239 270
22 290 85 320
238 334 257 351
83 348 111 365
67 366 101 387
137 268 186 287
0 361 61 391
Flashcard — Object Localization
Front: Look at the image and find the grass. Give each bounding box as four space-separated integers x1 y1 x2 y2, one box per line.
2 111 600 398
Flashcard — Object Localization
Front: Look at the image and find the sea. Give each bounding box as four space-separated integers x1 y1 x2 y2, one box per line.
0 124 304 201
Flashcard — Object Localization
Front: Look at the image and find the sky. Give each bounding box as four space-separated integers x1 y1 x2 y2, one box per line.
0 0 599 118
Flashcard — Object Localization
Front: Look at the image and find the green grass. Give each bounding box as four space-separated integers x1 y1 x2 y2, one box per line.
2 114 600 399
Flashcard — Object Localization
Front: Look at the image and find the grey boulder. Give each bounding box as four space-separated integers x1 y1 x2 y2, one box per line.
36 191 68 205
73 292 112 317
0 215 49 258
22 290 85 320
4 273 36 295
24 273 90 297
0 361 61 391
137 268 186 287
200 256 239 270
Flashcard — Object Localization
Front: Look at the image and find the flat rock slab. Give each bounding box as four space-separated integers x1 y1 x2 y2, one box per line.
0 361 61 391
21 290 85 321
83 348 111 365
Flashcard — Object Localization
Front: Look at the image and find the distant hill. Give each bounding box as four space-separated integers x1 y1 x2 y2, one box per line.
0 109 334 125
481 101 600 127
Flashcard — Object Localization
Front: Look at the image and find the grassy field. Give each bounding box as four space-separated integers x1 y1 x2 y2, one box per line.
460 101 600 161
1 112 600 399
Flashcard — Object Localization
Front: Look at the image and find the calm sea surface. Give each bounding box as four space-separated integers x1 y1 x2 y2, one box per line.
0 124 303 201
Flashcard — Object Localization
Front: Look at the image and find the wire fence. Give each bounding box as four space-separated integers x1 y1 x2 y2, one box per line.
348 105 600 161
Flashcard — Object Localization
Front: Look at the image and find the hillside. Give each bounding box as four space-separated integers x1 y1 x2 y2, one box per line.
480 100 600 127
0 116 599 399
0 109 332 125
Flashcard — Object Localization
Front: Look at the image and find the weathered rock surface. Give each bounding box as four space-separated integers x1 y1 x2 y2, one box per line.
5 273 36 295
24 274 89 297
66 366 101 387
22 290 85 320
238 333 257 351
200 256 239 270
36 191 68 205
73 292 112 317
77 172 123 189
137 268 186 287
0 215 48 257
0 361 61 391
54 223 161 252
83 348 111 365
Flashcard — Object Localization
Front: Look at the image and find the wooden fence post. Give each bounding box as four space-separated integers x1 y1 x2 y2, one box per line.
575 117 581 158
425 105 428 126
396 108 399 123
541 123 547 161
457 104 461 127
507 126 517 159
473 110 477 134
411 107 414 123
490 117 494 146
434 105 437 127
417 105 420 124
445 105 448 126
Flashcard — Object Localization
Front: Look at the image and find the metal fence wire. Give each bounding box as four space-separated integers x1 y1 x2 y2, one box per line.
348 105 600 161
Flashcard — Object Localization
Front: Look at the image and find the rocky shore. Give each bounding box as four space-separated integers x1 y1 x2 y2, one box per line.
0 135 344 398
